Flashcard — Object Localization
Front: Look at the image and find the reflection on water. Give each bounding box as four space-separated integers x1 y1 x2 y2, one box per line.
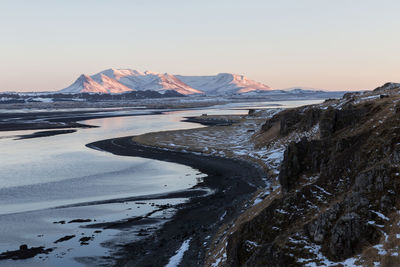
0 117 206 214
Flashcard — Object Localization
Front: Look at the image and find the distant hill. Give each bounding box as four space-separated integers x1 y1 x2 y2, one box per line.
59 68 272 95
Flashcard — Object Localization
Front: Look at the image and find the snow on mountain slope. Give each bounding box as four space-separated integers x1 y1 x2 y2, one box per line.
60 68 270 95
98 68 145 80
176 73 271 95
95 68 202 95
91 74 134 93
60 75 109 94
143 73 203 95
60 73 135 94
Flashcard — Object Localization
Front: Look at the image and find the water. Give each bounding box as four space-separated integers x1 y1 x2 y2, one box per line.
0 99 322 266
0 113 205 214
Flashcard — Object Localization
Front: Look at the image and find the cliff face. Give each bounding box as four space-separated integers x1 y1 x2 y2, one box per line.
223 84 400 266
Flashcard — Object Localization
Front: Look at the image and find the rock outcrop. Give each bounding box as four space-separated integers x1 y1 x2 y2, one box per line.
220 84 400 266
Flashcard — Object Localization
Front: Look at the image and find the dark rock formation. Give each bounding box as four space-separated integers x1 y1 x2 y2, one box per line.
224 89 400 266
373 82 400 92
0 246 53 260
279 138 324 192
54 235 75 244
68 219 91 223
273 107 321 136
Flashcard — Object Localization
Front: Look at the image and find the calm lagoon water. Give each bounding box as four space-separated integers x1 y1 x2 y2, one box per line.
0 99 322 266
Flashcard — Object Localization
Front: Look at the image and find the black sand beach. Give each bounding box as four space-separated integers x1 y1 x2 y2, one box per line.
87 137 265 266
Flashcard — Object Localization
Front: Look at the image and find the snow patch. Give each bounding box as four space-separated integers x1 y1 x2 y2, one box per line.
373 244 387 256
165 238 191 267
371 210 389 221
220 211 227 221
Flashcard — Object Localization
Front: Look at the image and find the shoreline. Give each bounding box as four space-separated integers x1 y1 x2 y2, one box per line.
86 137 266 266
0 108 163 132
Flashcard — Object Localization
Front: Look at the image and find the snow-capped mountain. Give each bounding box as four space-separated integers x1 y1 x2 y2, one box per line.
91 69 203 95
59 68 271 95
59 74 133 94
91 74 134 93
176 73 271 95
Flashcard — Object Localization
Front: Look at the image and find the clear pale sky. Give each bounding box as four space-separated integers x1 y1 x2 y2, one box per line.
1 0 399 92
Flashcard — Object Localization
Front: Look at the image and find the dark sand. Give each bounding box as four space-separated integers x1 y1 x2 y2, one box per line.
87 137 265 266
15 129 77 139
182 116 235 126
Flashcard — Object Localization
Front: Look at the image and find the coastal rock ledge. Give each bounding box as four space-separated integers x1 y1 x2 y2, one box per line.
218 83 400 266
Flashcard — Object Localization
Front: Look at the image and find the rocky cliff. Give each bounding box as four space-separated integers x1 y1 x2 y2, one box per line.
214 83 400 266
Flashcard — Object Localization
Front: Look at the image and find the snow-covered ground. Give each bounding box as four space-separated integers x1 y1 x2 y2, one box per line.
165 238 191 267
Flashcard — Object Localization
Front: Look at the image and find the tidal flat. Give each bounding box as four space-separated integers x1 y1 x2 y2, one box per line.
0 100 320 266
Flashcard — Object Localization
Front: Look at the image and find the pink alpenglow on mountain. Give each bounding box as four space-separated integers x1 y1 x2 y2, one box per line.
60 74 134 94
176 73 272 95
92 74 134 93
60 68 272 95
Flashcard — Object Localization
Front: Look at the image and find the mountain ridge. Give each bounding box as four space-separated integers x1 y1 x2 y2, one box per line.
60 68 272 95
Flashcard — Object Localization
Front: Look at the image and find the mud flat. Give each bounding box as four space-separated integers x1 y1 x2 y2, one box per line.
86 137 265 266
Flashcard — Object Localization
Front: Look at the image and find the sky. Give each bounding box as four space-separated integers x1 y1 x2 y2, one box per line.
0 0 399 92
